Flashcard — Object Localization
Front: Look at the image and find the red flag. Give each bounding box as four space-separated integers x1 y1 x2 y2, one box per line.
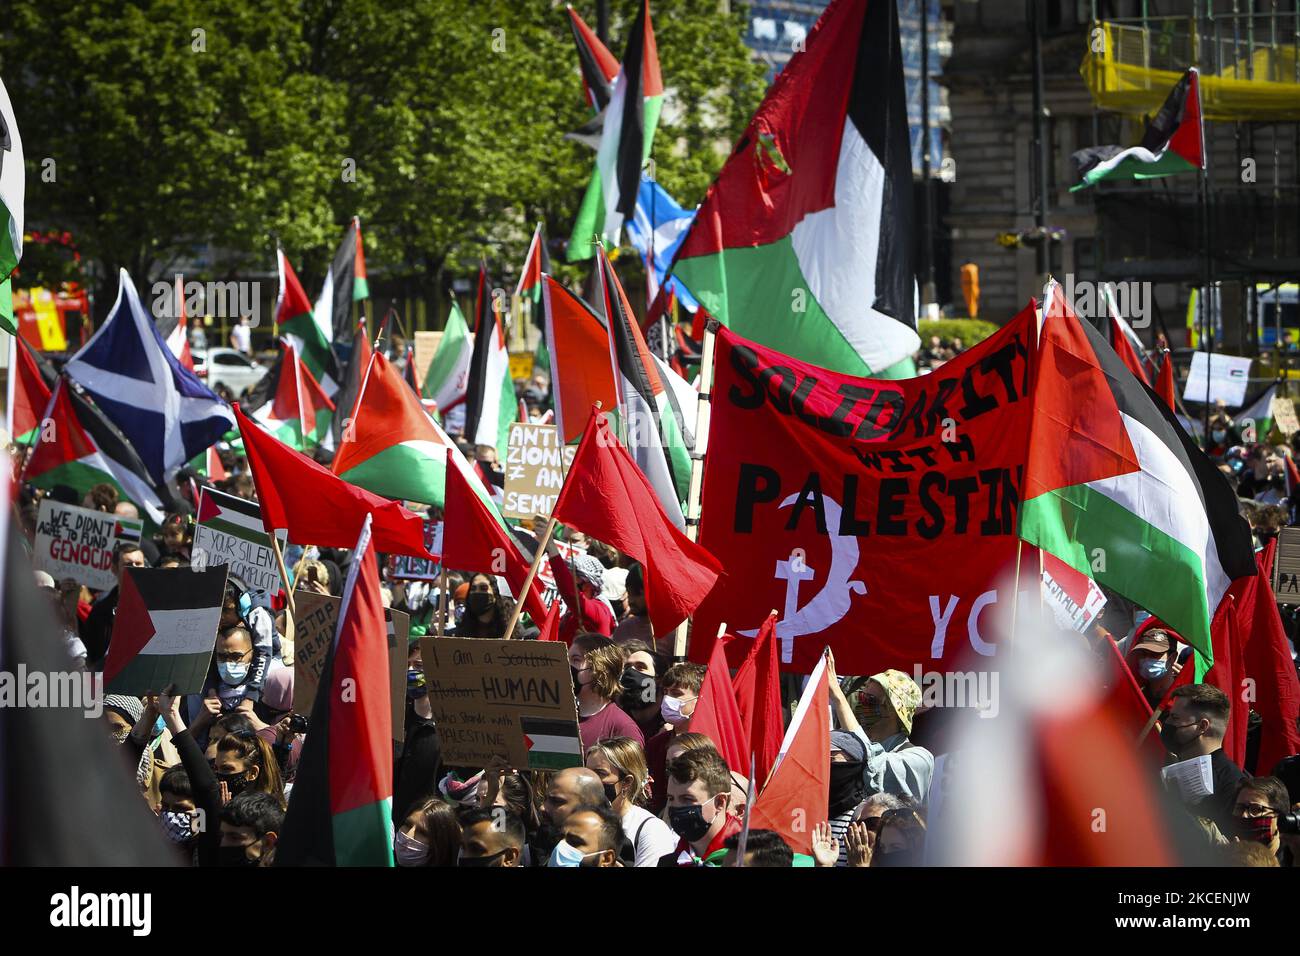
232 403 431 558
536 596 561 642
731 612 783 786
205 446 228 482
440 448 549 626
8 335 52 443
1239 541 1300 773
1155 351 1176 411
1096 631 1166 767
541 276 618 445
552 407 722 636
748 654 829 856
689 633 750 772
1110 313 1151 385
1159 604 1248 767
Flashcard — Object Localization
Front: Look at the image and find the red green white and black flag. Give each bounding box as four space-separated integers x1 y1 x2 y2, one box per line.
276 513 394 867
1071 68 1204 190
667 0 920 377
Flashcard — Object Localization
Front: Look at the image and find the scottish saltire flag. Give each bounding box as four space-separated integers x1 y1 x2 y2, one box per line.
625 175 699 310
64 269 235 485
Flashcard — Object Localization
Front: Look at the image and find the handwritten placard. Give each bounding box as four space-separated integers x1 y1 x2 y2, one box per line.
33 499 144 591
419 637 581 770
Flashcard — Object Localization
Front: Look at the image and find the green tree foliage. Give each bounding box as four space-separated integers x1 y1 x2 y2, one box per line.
0 0 765 315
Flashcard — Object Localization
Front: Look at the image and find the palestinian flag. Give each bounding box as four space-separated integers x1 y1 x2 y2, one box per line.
103 564 228 696
541 274 617 445
156 274 195 371
196 485 280 555
1019 285 1256 673
463 262 515 453
276 514 394 867
332 352 470 508
667 0 920 377
515 222 550 306
1105 285 1154 384
1236 383 1276 441
24 378 175 525
519 717 583 771
326 317 372 453
422 297 472 425
596 247 690 527
246 340 335 451
276 249 339 394
1072 68 1204 190
316 217 369 350
0 75 24 334
6 334 51 445
566 0 663 260
192 445 228 482
567 4 619 113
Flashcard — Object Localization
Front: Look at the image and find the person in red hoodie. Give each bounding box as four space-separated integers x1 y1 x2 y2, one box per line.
546 543 615 644
657 748 741 866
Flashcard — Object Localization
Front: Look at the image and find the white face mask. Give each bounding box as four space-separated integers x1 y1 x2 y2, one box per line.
394 830 429 867
661 695 691 725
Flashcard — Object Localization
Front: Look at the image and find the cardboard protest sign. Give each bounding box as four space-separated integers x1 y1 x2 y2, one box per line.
33 499 144 591
1270 394 1300 438
1040 551 1107 633
413 330 442 390
103 565 229 696
1271 527 1300 605
502 422 575 520
419 637 582 770
388 520 443 581
193 487 286 609
292 591 409 743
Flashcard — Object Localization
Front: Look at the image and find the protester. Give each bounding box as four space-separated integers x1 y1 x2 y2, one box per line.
871 805 928 867
218 791 282 867
826 730 868 866
214 727 286 809
552 803 623 867
1228 776 1291 863
458 808 527 867
611 563 656 648
547 541 615 642
449 572 520 639
827 652 934 803
722 829 794 867
394 797 462 867
659 748 740 866
614 639 663 740
570 633 644 750
79 541 147 667
1161 684 1245 832
585 737 678 866
645 662 706 811
1125 622 1182 709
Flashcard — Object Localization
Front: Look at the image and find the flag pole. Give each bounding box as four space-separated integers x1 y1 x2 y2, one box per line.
437 562 448 638
500 514 558 640
671 318 719 661
269 535 296 616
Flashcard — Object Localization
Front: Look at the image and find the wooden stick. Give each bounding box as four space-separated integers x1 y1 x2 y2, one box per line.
269 535 296 616
1136 705 1164 749
500 515 558 640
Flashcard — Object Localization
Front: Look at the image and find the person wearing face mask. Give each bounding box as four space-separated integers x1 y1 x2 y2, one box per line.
1159 684 1244 833
658 748 740 866
644 662 706 813
217 791 284 867
1227 776 1291 862
549 804 624 867
449 573 520 639
824 731 868 866
1124 622 1182 710
214 728 286 810
585 737 678 866
870 805 927 867
157 767 200 863
615 641 663 740
393 797 462 867
827 652 934 803
569 633 644 751
459 808 527 867
155 687 223 866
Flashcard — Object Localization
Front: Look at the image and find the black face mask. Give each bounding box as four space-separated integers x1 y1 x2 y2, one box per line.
828 760 865 815
1158 720 1198 752
618 668 656 709
216 770 252 797
668 803 713 843
571 667 584 696
873 846 921 867
467 592 493 616
217 844 258 867
603 782 620 804
458 848 509 867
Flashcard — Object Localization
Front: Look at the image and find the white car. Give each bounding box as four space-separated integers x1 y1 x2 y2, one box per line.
193 348 268 398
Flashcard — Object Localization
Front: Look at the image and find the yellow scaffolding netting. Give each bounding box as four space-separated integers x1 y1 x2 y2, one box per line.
1082 19 1300 121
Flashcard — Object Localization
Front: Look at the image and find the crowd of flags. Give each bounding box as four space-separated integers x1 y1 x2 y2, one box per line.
1 1 1295 868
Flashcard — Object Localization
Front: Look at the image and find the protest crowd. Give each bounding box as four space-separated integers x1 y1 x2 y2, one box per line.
1 0 1298 874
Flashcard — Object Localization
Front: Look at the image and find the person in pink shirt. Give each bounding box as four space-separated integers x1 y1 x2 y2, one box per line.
569 633 644 752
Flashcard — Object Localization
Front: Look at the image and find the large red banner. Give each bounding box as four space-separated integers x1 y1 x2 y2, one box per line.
693 307 1036 675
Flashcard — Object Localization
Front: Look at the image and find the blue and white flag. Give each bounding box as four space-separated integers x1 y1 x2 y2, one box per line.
625 174 698 310
64 269 235 485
